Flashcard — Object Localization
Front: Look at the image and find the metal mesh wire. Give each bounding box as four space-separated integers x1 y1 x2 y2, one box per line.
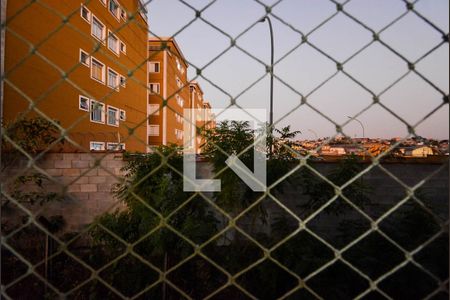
1 0 449 299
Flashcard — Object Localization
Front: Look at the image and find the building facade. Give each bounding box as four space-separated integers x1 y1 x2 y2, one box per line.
3 0 149 152
147 38 215 153
190 82 214 153
148 37 190 149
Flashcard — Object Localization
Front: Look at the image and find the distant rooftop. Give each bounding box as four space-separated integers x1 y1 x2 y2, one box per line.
148 37 187 63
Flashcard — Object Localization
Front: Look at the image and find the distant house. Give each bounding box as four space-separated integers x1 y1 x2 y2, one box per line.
401 146 434 157
320 145 347 156
439 140 449 155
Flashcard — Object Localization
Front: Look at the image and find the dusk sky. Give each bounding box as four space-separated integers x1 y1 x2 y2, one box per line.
144 0 449 140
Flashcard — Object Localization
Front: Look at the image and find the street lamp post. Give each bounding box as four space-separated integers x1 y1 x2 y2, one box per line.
259 16 274 156
347 116 365 138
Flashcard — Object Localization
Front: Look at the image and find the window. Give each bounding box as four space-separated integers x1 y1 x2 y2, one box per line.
109 0 120 19
79 49 89 67
176 58 182 72
99 0 106 6
149 62 160 73
175 129 184 140
108 68 119 90
176 58 185 74
120 41 126 54
120 75 126 87
79 96 89 111
149 83 160 94
90 141 105 151
149 45 162 51
176 95 184 107
107 143 125 151
119 109 126 121
91 15 105 41
80 5 90 23
91 57 105 83
107 106 119 126
176 77 183 89
120 8 127 20
149 104 159 116
90 100 105 123
176 113 183 124
149 125 160 136
108 31 119 55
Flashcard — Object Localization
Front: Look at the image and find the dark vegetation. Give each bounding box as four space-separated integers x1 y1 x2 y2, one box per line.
1 120 447 299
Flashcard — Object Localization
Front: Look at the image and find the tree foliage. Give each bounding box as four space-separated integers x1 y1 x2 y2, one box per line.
1 117 63 208
2 116 61 156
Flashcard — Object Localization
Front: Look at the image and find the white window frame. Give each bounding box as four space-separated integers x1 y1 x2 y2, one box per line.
176 58 182 72
176 77 182 89
107 105 119 127
149 104 160 116
149 83 160 94
107 142 125 151
79 95 89 111
107 67 120 90
149 125 160 136
91 14 106 42
108 0 120 20
120 8 127 21
175 129 183 140
80 4 91 23
149 61 160 73
119 75 126 87
99 0 107 6
91 57 105 84
176 95 184 107
107 30 120 55
79 49 90 67
119 109 126 121
90 141 105 151
90 100 106 124
120 41 126 54
176 113 183 124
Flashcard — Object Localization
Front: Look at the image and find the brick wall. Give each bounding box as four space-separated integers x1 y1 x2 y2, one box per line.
1 153 126 232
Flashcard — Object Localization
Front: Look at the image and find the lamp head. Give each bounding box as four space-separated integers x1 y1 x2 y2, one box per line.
259 17 267 23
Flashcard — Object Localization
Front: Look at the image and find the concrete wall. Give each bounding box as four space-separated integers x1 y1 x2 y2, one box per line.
262 162 449 238
2 156 447 234
194 161 448 241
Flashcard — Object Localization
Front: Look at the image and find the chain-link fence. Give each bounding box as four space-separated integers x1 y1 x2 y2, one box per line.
1 0 449 299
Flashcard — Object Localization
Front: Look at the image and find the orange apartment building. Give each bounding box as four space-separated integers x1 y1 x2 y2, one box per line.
2 0 149 152
147 37 215 153
148 37 190 149
190 81 214 153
